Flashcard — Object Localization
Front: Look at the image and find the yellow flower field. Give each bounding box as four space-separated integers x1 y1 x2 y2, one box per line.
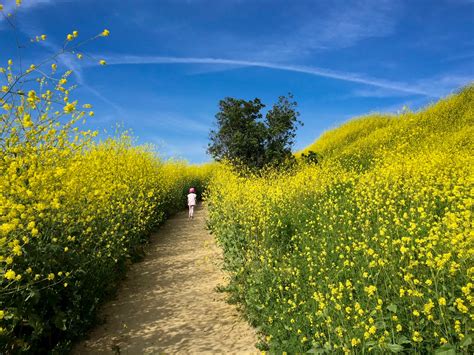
206 86 474 353
1 4 472 352
0 50 213 351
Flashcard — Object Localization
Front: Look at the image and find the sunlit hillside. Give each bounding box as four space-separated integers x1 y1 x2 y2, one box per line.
301 85 473 170
207 86 474 353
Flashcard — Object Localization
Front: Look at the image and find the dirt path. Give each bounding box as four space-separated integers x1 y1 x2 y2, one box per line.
73 204 257 354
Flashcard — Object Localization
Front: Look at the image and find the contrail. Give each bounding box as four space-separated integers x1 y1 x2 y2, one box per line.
102 55 433 97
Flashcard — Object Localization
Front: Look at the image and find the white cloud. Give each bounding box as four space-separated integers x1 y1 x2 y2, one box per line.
350 88 415 98
415 74 473 97
289 0 401 53
129 0 402 62
0 0 53 20
13 19 126 115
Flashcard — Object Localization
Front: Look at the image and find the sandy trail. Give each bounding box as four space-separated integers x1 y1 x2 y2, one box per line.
73 204 257 354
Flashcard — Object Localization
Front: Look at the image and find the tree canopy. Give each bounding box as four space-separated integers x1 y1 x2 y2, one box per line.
208 94 302 170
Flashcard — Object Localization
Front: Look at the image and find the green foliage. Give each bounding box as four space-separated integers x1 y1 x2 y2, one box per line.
300 150 320 165
208 94 302 171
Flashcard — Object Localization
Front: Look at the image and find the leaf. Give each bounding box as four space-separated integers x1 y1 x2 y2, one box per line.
53 312 67 331
387 344 404 353
434 344 456 355
460 334 472 348
397 336 411 345
387 303 397 313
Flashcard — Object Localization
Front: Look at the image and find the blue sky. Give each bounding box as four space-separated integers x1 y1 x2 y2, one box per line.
1 0 473 163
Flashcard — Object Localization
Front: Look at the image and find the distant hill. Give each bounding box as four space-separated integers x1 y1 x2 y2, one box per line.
299 85 473 170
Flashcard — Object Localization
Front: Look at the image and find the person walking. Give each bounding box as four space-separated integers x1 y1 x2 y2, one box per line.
187 187 197 219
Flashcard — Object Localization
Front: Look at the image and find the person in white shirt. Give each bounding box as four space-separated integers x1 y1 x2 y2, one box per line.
187 187 197 219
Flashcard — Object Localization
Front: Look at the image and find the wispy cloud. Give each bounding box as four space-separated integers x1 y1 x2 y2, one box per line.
0 0 53 21
14 20 126 116
415 74 473 97
350 88 415 98
127 0 402 62
370 97 432 115
0 1 124 116
145 136 209 162
287 0 401 54
142 113 210 134
100 54 433 96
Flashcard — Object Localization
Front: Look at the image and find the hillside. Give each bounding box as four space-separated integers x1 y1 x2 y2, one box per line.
206 86 474 353
301 85 473 169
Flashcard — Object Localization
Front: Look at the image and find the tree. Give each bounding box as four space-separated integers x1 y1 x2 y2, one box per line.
264 94 301 167
208 94 302 170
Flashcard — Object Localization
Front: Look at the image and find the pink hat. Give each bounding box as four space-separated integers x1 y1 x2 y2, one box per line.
189 187 195 193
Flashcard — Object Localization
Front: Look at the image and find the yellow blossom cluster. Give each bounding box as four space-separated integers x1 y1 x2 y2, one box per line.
0 32 213 352
206 86 474 353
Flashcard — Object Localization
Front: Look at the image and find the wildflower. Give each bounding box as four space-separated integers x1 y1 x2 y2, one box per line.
412 331 423 343
455 298 468 313
12 245 22 256
423 300 434 315
4 269 16 280
364 285 377 297
63 102 76 113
